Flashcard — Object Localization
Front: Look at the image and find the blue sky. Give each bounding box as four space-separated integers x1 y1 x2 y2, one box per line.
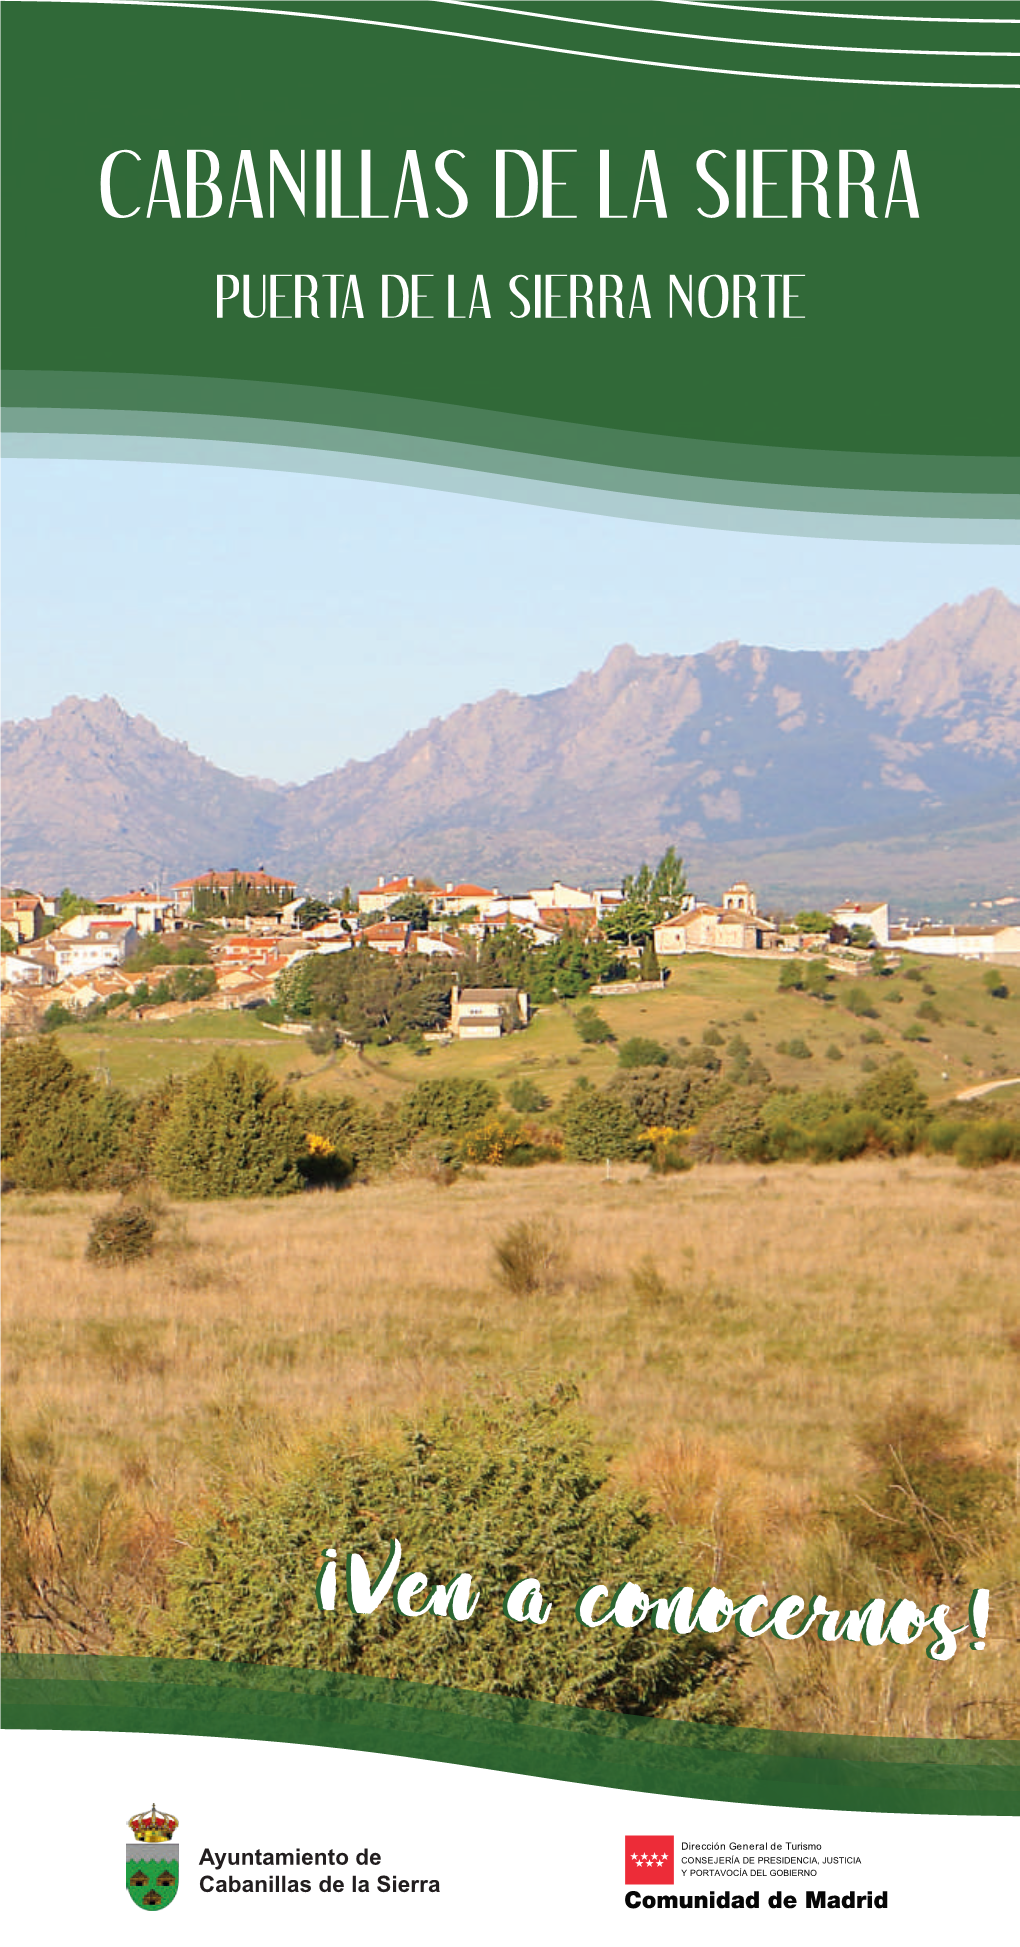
3 459 1016 784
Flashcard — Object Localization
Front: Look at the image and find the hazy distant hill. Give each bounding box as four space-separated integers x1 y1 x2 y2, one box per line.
3 590 1018 912
0 698 282 898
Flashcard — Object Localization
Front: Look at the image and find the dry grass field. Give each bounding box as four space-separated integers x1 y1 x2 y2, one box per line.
3 1155 1018 1740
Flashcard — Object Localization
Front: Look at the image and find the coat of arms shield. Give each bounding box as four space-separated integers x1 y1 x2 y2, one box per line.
126 1804 179 1910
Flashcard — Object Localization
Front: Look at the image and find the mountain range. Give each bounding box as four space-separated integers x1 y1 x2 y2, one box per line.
3 589 1018 913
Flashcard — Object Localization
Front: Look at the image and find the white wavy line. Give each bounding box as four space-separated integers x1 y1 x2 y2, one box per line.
438 1 1020 58
655 2 1019 21
49 1 1020 84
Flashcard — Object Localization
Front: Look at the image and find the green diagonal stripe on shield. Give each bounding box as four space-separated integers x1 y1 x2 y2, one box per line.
126 1805 179 1911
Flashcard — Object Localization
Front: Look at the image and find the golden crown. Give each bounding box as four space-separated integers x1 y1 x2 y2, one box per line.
128 1804 179 1843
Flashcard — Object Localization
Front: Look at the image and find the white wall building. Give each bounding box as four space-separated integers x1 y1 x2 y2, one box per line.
890 923 1020 962
831 900 890 947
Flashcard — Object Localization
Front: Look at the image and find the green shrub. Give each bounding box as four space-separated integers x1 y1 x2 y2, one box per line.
398 1076 499 1141
562 1085 645 1162
701 1027 724 1048
955 1121 1020 1168
574 1007 615 1046
617 1036 669 1069
8 1085 131 1192
40 1003 76 1032
855 1059 929 1125
152 1054 305 1198
982 969 1009 1000
458 1114 529 1168
785 1038 813 1061
304 1094 399 1178
925 1119 963 1154
843 985 878 1019
903 966 923 982
609 1065 720 1131
1 1038 86 1157
825 1043 845 1062
85 1195 159 1264
506 1078 550 1115
688 1089 768 1163
150 1390 737 1716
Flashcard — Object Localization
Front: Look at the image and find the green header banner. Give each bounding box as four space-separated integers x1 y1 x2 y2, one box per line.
2 1 1019 519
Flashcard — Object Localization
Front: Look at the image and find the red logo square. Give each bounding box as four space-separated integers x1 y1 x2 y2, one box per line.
625 1836 674 1885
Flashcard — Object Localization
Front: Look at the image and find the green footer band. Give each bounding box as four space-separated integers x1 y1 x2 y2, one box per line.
3 1656 1017 1816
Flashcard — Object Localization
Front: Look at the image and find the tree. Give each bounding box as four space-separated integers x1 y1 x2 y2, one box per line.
152 1055 306 1197
39 888 97 936
605 895 656 949
607 848 687 948
0 926 16 955
389 892 432 932
562 1083 644 1161
795 910 832 935
150 1389 737 1717
803 962 831 1001
855 1057 929 1125
639 938 661 982
277 948 454 1043
650 845 687 911
295 898 331 930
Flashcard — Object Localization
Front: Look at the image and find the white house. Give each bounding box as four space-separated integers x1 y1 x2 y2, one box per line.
831 900 890 947
449 984 530 1039
38 919 138 976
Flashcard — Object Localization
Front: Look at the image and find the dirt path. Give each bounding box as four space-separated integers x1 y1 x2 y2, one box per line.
953 1076 1020 1102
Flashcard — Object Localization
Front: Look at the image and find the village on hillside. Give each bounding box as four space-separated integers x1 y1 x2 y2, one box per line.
2 861 1019 1040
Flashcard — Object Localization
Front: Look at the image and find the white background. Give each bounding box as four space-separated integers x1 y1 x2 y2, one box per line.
1 1726 1011 1944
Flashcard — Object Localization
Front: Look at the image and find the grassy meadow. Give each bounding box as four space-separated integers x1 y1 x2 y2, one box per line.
4 1146 1018 1739
49 947 1020 1113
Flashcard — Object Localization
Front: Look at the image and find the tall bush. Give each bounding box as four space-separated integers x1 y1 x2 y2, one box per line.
152 1391 737 1717
562 1084 644 1162
152 1055 305 1198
